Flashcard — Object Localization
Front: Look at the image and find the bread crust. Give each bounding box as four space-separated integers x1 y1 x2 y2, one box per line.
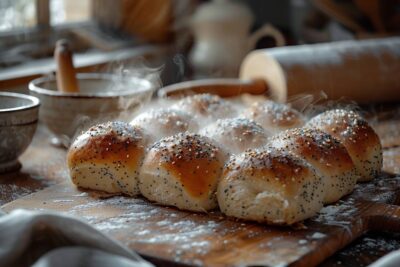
172 94 236 122
139 133 227 212
242 100 304 133
307 109 382 181
217 148 324 225
200 118 269 154
130 108 198 142
269 128 358 203
67 121 147 196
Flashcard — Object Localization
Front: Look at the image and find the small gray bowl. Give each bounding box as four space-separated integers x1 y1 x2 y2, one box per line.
0 92 40 173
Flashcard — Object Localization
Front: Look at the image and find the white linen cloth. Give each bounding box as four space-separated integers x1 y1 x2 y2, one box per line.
368 250 400 267
0 209 154 267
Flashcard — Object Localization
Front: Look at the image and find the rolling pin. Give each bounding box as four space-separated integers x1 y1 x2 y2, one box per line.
159 37 400 103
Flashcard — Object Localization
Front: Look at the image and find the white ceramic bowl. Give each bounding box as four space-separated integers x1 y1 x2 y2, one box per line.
0 92 40 173
29 73 155 147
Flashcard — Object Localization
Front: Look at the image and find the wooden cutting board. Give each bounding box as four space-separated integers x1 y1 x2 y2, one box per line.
2 173 400 267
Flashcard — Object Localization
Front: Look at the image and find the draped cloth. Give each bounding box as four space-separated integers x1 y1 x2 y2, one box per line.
0 209 153 267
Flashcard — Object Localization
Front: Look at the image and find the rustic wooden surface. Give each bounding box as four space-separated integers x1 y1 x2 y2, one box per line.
1 108 400 267
3 173 400 267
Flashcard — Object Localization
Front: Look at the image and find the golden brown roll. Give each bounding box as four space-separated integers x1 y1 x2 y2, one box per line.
171 94 236 122
307 109 382 181
269 128 358 204
242 100 305 133
130 108 198 143
199 118 269 154
139 132 227 212
217 148 324 225
67 121 148 196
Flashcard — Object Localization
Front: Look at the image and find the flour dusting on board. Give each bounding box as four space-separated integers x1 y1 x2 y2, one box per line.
56 175 400 267
61 190 323 266
312 197 358 231
67 195 223 259
0 184 37 205
4 173 400 267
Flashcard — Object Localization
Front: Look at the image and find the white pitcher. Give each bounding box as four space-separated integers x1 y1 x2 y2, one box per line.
189 0 285 78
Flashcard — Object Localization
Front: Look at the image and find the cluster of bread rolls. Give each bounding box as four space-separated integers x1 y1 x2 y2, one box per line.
67 94 382 225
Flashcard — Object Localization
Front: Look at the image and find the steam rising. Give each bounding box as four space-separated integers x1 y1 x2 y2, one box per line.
67 58 163 147
64 51 391 152
286 91 363 120
108 58 163 92
129 90 368 143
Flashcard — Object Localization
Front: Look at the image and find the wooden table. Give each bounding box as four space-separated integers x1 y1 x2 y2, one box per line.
1 106 400 267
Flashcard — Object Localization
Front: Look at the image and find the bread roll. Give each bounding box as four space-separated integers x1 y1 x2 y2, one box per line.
242 100 304 133
172 94 236 122
199 118 269 154
67 121 148 196
307 109 382 181
217 148 324 225
269 128 358 203
139 132 227 212
130 108 198 142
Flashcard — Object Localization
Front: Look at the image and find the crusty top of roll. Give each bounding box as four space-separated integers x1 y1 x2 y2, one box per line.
146 132 226 198
307 109 381 157
243 100 304 130
67 121 147 167
270 128 355 171
172 93 236 119
130 108 197 141
200 118 269 154
224 148 319 201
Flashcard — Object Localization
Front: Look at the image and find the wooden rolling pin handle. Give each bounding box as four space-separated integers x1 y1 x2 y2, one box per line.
158 78 268 98
54 40 80 93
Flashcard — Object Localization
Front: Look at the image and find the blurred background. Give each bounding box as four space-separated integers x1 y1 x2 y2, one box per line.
0 0 399 91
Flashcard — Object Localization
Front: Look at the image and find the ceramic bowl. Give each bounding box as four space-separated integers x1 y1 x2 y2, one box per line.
29 73 155 148
0 92 40 173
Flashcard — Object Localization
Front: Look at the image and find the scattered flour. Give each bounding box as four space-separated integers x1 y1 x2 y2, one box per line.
311 232 326 240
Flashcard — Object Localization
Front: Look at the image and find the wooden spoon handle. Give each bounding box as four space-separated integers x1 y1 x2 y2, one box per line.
157 78 268 98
